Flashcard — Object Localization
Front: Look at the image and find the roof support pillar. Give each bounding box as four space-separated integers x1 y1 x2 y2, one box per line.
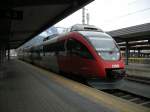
4 47 6 62
0 46 2 65
7 44 10 61
125 41 129 65
137 49 140 58
0 43 6 65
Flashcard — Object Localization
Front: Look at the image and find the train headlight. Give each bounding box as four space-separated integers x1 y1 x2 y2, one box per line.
117 52 120 55
117 52 120 56
98 52 101 56
117 52 121 59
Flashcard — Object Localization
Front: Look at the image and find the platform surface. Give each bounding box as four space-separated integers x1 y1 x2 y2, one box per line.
0 60 149 112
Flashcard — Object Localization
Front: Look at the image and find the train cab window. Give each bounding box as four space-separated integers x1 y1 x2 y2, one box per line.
67 38 94 59
79 44 94 59
66 39 75 53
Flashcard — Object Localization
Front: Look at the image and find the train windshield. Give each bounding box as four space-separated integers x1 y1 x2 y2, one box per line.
89 37 118 51
79 31 120 61
88 37 120 61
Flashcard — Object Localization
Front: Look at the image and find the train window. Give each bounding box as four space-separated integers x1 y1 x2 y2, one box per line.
66 39 75 53
43 41 65 56
67 38 94 59
67 39 75 53
56 41 65 52
77 42 93 59
44 44 55 52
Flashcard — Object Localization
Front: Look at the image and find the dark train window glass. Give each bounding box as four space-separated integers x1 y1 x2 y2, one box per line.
80 44 93 59
66 39 75 52
59 41 65 51
55 41 65 52
67 39 94 59
44 44 54 52
43 41 65 56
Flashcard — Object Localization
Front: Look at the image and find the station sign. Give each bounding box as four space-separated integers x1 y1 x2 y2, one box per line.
0 9 23 20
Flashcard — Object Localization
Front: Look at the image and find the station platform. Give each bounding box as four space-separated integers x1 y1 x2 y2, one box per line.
0 60 149 112
126 63 150 79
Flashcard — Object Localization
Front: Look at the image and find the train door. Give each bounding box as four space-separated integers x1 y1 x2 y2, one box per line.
76 41 97 77
67 38 96 76
56 40 67 73
65 38 79 74
71 39 99 78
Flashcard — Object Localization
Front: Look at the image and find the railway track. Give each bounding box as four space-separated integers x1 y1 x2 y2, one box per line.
125 75 150 85
102 89 150 108
101 76 150 108
66 74 150 108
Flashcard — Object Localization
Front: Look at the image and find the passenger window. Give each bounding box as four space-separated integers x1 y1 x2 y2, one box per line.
57 41 65 51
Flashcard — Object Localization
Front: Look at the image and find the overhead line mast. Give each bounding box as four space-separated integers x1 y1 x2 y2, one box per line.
82 7 90 25
82 7 85 24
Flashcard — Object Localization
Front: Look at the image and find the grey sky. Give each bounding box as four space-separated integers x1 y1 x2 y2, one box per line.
55 0 150 31
22 0 150 48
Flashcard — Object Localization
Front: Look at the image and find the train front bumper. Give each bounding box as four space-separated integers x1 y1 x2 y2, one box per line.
106 69 126 80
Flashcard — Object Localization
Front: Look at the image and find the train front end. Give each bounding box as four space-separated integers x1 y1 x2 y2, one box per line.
79 31 126 89
90 35 125 79
71 24 126 89
88 33 126 89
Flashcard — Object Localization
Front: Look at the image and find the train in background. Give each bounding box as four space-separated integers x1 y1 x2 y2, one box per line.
18 24 126 89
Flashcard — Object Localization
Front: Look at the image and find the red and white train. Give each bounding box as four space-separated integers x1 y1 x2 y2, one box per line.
18 24 126 89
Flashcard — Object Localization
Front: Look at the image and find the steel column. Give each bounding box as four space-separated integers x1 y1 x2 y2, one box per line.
125 41 129 65
138 49 140 58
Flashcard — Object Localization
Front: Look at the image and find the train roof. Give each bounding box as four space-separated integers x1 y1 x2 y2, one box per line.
42 30 112 46
78 31 112 39
70 24 103 32
33 24 113 48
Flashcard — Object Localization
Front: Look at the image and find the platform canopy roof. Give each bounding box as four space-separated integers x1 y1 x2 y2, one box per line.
0 0 93 49
107 23 150 42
